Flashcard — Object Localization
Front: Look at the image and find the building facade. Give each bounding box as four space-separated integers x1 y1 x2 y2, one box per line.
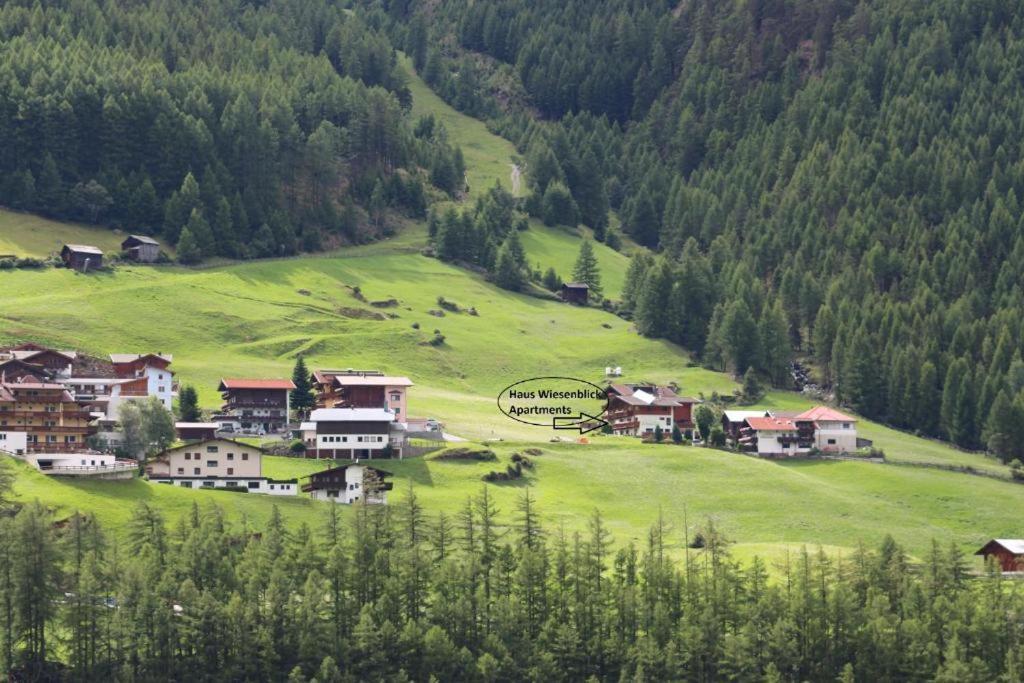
605 384 697 438
60 244 104 271
311 369 412 419
146 438 297 495
110 353 176 410
0 380 94 452
0 430 27 455
215 379 294 434
302 464 392 504
301 408 402 459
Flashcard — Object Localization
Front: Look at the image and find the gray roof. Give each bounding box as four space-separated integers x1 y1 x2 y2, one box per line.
63 244 104 255
124 234 159 245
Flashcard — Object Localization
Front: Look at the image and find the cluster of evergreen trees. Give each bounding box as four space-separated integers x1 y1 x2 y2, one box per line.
370 0 1024 458
0 0 465 261
2 477 1023 682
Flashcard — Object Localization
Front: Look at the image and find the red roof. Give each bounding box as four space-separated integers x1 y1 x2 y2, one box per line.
796 406 856 422
745 417 797 431
219 378 296 391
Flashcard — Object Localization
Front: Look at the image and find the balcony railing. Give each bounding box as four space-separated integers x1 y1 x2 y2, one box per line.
39 461 137 476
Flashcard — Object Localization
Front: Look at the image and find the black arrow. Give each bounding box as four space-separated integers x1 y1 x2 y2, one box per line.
552 412 608 435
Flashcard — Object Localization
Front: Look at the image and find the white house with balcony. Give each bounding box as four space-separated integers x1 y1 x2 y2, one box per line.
301 408 404 459
145 438 297 495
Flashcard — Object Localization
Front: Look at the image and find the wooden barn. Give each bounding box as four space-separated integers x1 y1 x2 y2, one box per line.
60 244 103 271
560 282 589 305
121 235 161 262
975 539 1024 572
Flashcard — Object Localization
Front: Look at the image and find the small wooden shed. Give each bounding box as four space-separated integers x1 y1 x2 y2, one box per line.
60 244 103 271
560 282 590 305
975 539 1024 572
121 235 161 263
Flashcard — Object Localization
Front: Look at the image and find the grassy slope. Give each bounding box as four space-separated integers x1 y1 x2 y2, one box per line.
0 208 173 259
0 53 1018 563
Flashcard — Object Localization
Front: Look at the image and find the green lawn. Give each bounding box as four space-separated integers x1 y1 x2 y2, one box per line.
13 437 1018 562
399 53 522 202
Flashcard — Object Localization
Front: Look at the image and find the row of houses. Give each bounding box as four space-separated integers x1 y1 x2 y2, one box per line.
60 235 162 271
600 381 862 456
144 437 392 504
0 343 176 454
723 406 862 456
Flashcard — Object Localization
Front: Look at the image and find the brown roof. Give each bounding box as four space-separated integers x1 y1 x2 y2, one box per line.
218 378 296 391
745 417 798 431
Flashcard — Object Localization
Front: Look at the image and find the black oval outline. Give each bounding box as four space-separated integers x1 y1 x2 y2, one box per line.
497 376 609 427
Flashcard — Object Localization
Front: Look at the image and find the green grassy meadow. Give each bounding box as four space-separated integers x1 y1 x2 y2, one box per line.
0 50 1019 568
0 208 173 259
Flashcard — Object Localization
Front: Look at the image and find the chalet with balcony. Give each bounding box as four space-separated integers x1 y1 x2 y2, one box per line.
721 410 771 441
0 346 76 377
738 416 812 457
605 383 697 438
146 438 297 495
121 235 161 262
302 464 392 504
311 369 413 419
60 244 103 271
795 406 858 453
110 353 176 410
216 378 295 434
300 408 403 459
0 379 94 453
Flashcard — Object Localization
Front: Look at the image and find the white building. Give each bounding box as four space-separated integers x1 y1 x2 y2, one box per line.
109 353 176 411
25 452 136 478
302 463 392 504
302 408 404 459
796 406 858 453
0 430 27 455
145 438 297 495
739 416 809 456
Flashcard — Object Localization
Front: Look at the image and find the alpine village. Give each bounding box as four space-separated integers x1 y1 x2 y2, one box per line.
1 1 1024 682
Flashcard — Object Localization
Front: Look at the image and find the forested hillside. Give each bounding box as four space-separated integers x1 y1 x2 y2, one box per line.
0 0 469 260
371 0 1024 460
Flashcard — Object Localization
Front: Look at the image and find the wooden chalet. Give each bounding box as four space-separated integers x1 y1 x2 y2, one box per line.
302 463 393 504
60 244 103 271
560 282 589 305
121 235 161 262
216 378 295 434
605 383 697 438
975 539 1024 572
311 369 412 418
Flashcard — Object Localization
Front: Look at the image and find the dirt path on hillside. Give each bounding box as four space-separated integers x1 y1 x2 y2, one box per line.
510 164 522 195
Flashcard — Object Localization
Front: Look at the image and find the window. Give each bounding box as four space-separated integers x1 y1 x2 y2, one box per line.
827 438 836 445
180 481 192 488
241 453 248 461
270 485 275 490
194 467 201 475
207 460 218 468
226 481 237 487
227 468 233 475
248 481 260 489
177 468 184 475
202 481 214 488
227 453 234 460
207 446 218 453
184 453 191 460
843 423 851 429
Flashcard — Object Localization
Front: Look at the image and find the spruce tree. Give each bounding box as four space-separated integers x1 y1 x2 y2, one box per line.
290 356 315 418
571 239 603 301
176 227 203 264
178 386 201 422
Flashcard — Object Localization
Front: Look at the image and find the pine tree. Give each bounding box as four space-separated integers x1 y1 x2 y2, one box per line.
571 239 603 301
494 237 525 292
290 357 315 418
178 386 201 422
176 227 203 264
759 299 792 386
